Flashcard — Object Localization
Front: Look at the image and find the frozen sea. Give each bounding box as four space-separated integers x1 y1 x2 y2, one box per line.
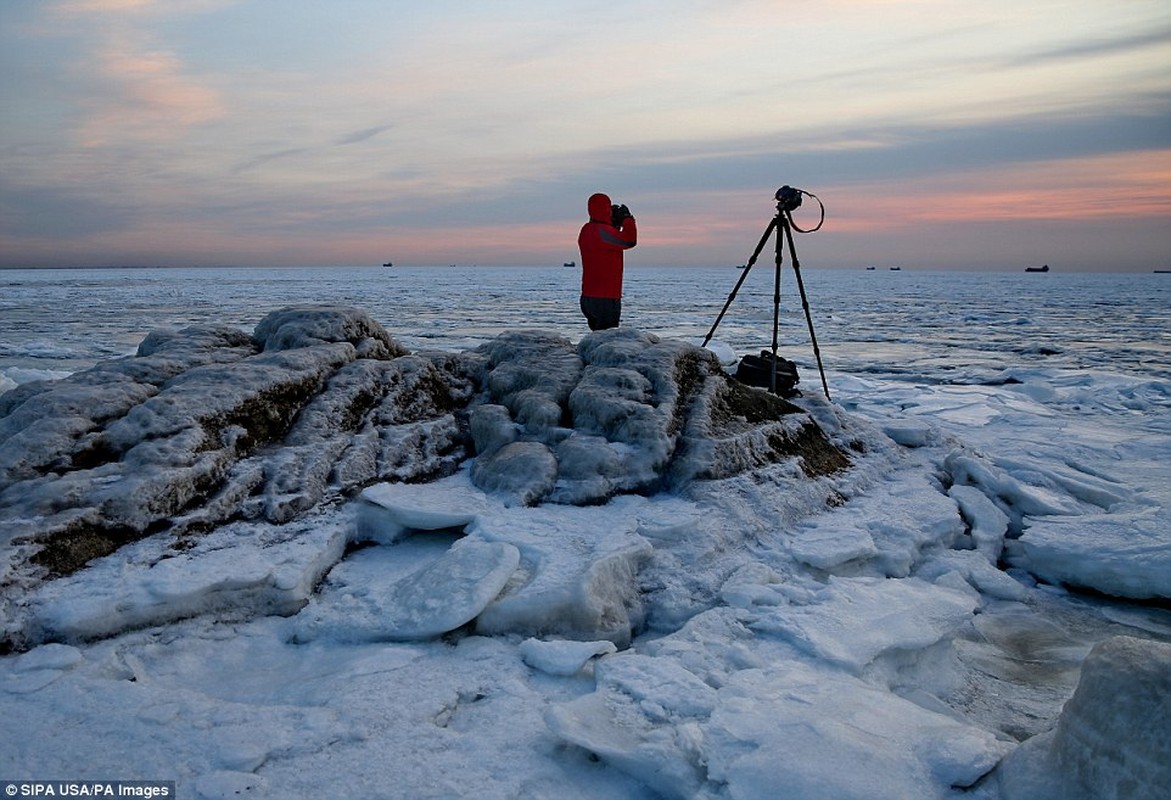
2 265 1170 386
1 265 1170 799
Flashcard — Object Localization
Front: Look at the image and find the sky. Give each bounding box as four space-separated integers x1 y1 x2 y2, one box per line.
1 0 1169 272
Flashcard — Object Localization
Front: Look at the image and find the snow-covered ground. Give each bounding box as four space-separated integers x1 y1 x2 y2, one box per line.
1 267 1169 799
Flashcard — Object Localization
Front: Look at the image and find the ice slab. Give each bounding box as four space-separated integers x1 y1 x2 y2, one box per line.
518 638 617 676
292 538 520 642
1019 509 1171 600
747 576 979 674
705 661 1012 799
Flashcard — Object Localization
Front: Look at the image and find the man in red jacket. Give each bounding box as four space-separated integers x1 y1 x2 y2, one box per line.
578 192 637 330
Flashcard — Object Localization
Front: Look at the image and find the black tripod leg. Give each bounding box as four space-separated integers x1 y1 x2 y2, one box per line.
770 216 784 395
702 216 777 347
782 213 831 400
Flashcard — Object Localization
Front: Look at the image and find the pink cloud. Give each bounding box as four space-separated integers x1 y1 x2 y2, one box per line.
76 35 225 147
821 149 1171 232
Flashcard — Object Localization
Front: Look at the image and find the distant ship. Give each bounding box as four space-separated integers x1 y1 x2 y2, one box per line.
889 266 901 271
563 261 576 268
382 261 393 268
865 266 876 270
1025 264 1049 273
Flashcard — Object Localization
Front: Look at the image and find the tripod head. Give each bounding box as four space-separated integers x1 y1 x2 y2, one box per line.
775 185 803 212
775 186 825 232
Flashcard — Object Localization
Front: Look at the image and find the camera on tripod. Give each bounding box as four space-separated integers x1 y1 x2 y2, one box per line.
702 184 831 400
775 185 802 212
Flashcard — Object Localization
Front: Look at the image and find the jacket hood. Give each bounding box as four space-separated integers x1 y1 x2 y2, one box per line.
587 193 612 223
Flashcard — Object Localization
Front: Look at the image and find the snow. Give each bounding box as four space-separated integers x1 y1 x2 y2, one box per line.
1 268 1169 799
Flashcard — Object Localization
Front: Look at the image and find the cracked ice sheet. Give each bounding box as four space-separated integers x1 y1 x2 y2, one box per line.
547 645 1010 800
0 617 648 799
786 471 964 577
704 660 1013 799
291 538 521 643
1020 509 1171 600
742 575 980 674
357 471 690 645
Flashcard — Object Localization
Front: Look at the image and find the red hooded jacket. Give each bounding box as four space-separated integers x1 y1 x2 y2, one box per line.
578 192 637 299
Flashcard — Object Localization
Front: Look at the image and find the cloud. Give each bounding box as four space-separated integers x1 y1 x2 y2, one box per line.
336 125 394 146
1008 24 1171 67
53 0 234 15
54 0 156 11
75 36 225 147
232 148 312 175
0 182 135 239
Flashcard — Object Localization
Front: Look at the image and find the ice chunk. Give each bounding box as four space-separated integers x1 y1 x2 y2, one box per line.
596 653 719 720
357 477 488 544
997 635 1171 800
949 483 1010 563
518 638 617 676
748 576 979 674
293 538 520 642
475 507 653 646
545 654 715 798
705 661 1012 799
787 472 964 577
1019 509 1171 600
946 450 1082 518
2 643 86 694
22 517 349 646
549 651 1008 799
914 550 1029 602
881 418 935 447
787 520 879 571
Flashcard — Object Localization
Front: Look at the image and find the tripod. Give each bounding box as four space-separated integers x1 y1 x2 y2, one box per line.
702 189 831 399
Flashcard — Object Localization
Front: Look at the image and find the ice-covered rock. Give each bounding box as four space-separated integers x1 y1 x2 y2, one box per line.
470 440 558 506
0 306 861 651
0 307 465 582
996 635 1171 800
467 326 852 505
250 304 407 359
